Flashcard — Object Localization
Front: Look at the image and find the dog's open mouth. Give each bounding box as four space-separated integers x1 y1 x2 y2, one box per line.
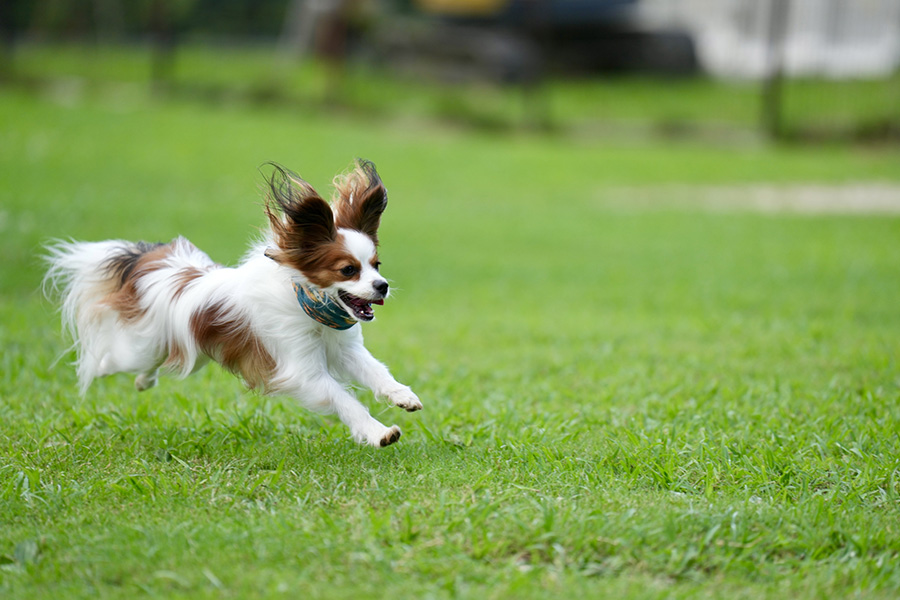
338 292 384 321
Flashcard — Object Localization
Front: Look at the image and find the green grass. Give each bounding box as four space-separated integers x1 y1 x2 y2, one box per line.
2 79 900 599
8 42 900 136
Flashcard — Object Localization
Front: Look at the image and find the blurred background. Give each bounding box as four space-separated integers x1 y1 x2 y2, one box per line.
1 0 899 141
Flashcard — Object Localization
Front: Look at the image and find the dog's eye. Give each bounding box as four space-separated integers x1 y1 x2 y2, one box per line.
373 261 381 271
340 265 358 277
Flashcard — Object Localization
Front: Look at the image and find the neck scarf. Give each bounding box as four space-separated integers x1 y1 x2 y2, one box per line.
292 279 356 330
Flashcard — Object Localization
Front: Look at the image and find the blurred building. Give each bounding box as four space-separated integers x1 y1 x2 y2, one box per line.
390 0 900 79
641 0 900 78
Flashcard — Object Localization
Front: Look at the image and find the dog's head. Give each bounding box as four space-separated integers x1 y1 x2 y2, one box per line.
264 160 389 323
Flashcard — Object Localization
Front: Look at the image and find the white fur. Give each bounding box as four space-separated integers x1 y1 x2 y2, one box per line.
333 228 385 304
44 232 422 448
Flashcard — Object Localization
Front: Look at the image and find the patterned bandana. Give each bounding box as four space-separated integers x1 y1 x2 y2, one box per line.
292 279 356 330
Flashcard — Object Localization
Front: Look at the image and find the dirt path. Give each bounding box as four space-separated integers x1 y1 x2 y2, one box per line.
608 184 900 214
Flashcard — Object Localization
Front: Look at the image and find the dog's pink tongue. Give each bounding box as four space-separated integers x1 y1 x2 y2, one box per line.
372 299 384 306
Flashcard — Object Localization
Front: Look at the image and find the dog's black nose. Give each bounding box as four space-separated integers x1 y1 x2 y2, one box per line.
374 280 389 296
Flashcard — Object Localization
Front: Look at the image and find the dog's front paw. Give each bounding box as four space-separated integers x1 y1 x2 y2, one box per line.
354 424 402 447
388 387 423 412
378 425 402 447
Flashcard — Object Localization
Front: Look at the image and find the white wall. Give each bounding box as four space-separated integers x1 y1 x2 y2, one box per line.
638 0 900 78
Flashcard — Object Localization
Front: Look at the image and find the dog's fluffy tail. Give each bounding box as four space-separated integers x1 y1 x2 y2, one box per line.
43 239 154 393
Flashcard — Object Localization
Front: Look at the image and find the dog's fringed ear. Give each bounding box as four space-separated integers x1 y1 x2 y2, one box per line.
263 163 336 264
333 159 388 246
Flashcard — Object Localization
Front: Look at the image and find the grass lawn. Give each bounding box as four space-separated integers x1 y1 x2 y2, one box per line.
10 42 900 137
1 81 900 599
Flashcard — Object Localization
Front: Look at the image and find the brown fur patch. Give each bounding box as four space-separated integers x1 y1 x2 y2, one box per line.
264 165 343 280
104 243 172 323
190 301 276 391
162 341 187 372
288 232 361 288
172 266 206 299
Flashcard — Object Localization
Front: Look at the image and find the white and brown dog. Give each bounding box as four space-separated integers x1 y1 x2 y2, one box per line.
44 160 422 447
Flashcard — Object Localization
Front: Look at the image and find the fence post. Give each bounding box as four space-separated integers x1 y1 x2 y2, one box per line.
761 0 791 139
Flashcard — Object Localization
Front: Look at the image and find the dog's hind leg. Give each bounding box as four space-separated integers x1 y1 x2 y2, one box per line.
89 322 164 392
135 370 159 391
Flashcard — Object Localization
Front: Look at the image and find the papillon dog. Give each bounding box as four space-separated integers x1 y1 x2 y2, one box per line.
44 160 422 447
